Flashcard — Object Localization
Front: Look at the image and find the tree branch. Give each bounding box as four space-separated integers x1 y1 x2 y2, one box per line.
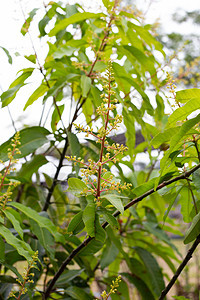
158 234 200 300
43 163 200 298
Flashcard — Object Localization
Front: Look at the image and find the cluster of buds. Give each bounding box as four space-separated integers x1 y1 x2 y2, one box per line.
0 132 21 212
66 62 131 203
9 251 38 299
99 275 122 300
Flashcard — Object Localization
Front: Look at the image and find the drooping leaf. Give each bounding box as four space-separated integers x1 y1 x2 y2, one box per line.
98 207 119 229
95 214 106 242
51 104 65 132
0 224 33 262
55 269 84 287
65 286 93 300
49 12 105 36
17 155 48 181
3 208 24 240
184 211 200 244
0 236 5 263
123 107 135 161
67 211 84 234
81 75 91 98
100 239 119 270
8 202 64 243
135 247 165 296
0 46 12 64
24 83 49 110
82 203 96 237
0 126 50 162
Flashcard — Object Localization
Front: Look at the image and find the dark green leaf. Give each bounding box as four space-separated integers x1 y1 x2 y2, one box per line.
82 203 96 237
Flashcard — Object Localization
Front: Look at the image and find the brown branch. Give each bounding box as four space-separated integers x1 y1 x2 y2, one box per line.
43 162 200 298
158 234 200 300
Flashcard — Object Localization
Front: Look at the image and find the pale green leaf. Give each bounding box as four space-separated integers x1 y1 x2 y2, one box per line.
67 178 87 197
168 98 200 126
81 75 91 97
3 208 24 240
151 127 179 148
49 12 105 36
0 46 12 64
24 83 49 110
176 88 200 103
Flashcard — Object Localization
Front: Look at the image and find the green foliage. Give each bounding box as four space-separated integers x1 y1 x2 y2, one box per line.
1 1 200 299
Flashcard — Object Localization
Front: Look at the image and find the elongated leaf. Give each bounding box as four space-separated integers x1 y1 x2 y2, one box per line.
81 75 91 97
53 46 77 59
168 98 200 126
65 286 93 300
21 8 38 35
68 132 80 158
30 219 55 260
101 194 124 214
24 83 49 110
49 12 105 36
151 127 179 148
0 126 50 162
82 203 96 237
51 104 65 132
176 88 200 103
0 236 5 263
3 208 23 240
56 269 84 287
122 272 155 300
8 202 64 243
0 224 33 261
18 155 48 181
67 211 84 234
95 214 106 242
135 247 165 296
184 211 200 244
123 107 135 160
67 178 87 197
98 207 119 229
1 68 34 107
0 46 12 64
100 239 119 269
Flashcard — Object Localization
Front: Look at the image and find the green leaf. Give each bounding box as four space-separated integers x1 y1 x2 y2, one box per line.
56 269 84 287
8 202 65 244
102 0 109 8
29 218 55 260
49 12 105 36
98 207 119 229
95 214 106 242
79 239 103 256
21 8 38 35
135 247 165 296
53 46 77 59
18 155 48 181
100 239 119 269
0 236 5 263
101 194 124 214
67 178 87 197
65 286 93 300
184 211 200 244
0 126 50 162
24 83 49 110
151 127 179 148
0 46 12 64
123 108 135 160
24 54 36 64
0 224 33 261
81 75 91 97
168 98 200 126
1 68 34 107
3 208 24 240
176 88 200 103
68 132 80 158
51 104 65 132
67 211 84 234
39 15 50 36
122 272 155 300
82 203 96 237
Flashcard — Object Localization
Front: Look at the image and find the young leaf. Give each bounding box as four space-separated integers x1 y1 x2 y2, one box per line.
176 88 200 103
81 75 91 97
101 194 124 214
67 178 87 197
82 203 96 237
184 211 200 244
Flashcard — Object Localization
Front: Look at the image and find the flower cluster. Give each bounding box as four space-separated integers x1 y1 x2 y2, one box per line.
66 62 132 203
0 132 21 212
99 275 122 300
9 251 38 299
